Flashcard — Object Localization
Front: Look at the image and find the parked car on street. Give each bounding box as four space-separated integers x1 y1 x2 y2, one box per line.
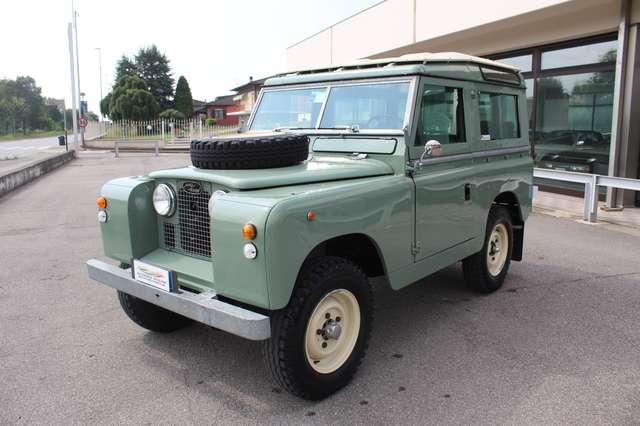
87 53 533 400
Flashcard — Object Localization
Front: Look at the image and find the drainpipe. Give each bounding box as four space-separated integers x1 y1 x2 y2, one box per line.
606 0 630 208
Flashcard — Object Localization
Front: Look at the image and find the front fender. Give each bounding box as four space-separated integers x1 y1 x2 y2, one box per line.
100 177 158 262
264 175 414 310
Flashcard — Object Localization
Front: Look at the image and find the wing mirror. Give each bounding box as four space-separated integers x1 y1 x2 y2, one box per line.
420 139 442 161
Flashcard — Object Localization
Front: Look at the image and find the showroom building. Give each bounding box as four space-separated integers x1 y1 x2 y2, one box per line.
286 0 640 206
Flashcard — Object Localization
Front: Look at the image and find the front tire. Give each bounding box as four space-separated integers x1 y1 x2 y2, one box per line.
462 206 513 293
262 256 373 400
117 291 192 333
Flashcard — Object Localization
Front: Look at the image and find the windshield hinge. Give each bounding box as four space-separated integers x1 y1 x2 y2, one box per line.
350 153 368 160
411 241 422 256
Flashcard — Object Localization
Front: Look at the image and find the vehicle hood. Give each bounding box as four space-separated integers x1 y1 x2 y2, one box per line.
148 155 394 190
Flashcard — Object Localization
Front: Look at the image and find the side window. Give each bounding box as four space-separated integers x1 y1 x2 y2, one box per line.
478 92 520 140
417 85 466 145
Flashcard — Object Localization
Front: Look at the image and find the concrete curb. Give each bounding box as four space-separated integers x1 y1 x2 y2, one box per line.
0 150 76 199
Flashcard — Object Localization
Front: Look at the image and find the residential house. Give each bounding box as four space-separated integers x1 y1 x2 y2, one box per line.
229 76 268 128
201 95 243 126
192 99 207 119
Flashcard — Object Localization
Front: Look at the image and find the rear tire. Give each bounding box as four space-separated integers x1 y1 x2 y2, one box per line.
462 206 513 293
117 291 192 333
262 256 373 400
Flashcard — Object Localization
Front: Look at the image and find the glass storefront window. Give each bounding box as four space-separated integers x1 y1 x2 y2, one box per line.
534 71 614 175
494 54 533 73
541 39 617 70
524 78 534 129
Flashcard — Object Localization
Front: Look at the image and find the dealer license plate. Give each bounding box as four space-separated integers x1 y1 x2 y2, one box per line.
132 259 176 292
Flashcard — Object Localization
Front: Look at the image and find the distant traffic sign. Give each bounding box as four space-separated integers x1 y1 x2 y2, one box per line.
78 117 88 128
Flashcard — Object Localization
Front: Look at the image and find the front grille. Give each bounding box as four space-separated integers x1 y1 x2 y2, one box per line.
157 180 213 259
177 183 211 258
163 222 175 248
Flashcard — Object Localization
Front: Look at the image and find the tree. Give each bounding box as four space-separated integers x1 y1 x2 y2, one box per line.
159 109 185 120
45 104 63 125
135 45 174 110
114 55 137 84
108 75 160 120
0 96 28 134
0 76 49 133
174 76 193 118
100 92 112 118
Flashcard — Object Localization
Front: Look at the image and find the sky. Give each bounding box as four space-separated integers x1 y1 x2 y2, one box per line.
1 0 381 114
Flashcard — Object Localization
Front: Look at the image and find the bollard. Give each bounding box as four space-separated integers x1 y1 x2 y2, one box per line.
155 140 159 157
115 140 119 158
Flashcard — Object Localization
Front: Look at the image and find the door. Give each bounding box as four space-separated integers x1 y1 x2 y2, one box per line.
411 79 476 261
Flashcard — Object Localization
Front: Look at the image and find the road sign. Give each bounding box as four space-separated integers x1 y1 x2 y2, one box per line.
78 117 88 128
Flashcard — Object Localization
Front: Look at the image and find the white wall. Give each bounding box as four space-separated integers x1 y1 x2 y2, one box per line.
287 0 638 70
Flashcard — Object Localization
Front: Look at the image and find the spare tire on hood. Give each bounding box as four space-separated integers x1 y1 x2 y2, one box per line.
190 134 310 170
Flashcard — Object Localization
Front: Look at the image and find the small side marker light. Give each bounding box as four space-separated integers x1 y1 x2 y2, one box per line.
97 196 107 209
242 223 257 240
307 211 316 221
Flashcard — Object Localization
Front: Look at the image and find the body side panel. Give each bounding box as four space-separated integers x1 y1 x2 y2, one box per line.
265 175 414 309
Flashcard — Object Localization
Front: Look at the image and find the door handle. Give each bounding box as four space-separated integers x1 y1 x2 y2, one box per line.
464 184 471 201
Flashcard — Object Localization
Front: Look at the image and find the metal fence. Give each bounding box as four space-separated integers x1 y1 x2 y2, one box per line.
85 119 238 142
533 168 640 223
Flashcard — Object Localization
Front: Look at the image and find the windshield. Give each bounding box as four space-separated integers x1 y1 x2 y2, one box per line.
250 87 327 131
250 81 410 131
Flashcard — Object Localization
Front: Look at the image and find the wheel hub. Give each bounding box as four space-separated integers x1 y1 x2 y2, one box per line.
322 320 342 340
486 223 508 277
305 289 361 374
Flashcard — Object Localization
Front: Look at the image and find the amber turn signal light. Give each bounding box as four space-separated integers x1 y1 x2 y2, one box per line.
242 223 257 240
307 211 317 221
97 196 107 209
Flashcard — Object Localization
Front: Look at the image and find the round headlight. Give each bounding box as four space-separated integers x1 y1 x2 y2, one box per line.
153 184 175 217
208 189 227 217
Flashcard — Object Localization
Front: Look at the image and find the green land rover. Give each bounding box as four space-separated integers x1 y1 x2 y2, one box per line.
87 53 533 400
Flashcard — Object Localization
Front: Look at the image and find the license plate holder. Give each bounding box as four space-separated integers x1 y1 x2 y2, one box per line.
132 259 178 293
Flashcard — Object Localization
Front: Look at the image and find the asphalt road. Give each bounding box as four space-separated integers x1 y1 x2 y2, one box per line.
1 152 640 424
0 136 63 154
0 136 68 176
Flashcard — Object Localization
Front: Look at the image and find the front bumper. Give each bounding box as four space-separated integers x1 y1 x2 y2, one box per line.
86 259 271 340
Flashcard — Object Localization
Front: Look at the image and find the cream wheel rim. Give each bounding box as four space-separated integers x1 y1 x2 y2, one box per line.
487 223 509 276
304 289 361 374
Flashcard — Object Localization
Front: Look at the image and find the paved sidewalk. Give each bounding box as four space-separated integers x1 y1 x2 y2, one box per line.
534 190 640 229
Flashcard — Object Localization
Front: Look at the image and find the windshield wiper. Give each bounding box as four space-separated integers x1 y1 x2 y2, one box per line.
272 126 313 132
319 125 360 133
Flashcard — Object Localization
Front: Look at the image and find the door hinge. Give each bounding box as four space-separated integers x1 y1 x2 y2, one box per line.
411 241 422 256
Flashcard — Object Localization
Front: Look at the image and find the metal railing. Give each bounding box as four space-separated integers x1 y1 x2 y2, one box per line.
85 119 238 142
533 167 640 222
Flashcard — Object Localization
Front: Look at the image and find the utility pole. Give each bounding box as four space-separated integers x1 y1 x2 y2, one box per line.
67 23 79 150
72 2 84 148
95 47 103 120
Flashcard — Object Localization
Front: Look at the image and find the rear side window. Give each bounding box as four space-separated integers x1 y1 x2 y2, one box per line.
478 92 520 140
417 85 466 145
